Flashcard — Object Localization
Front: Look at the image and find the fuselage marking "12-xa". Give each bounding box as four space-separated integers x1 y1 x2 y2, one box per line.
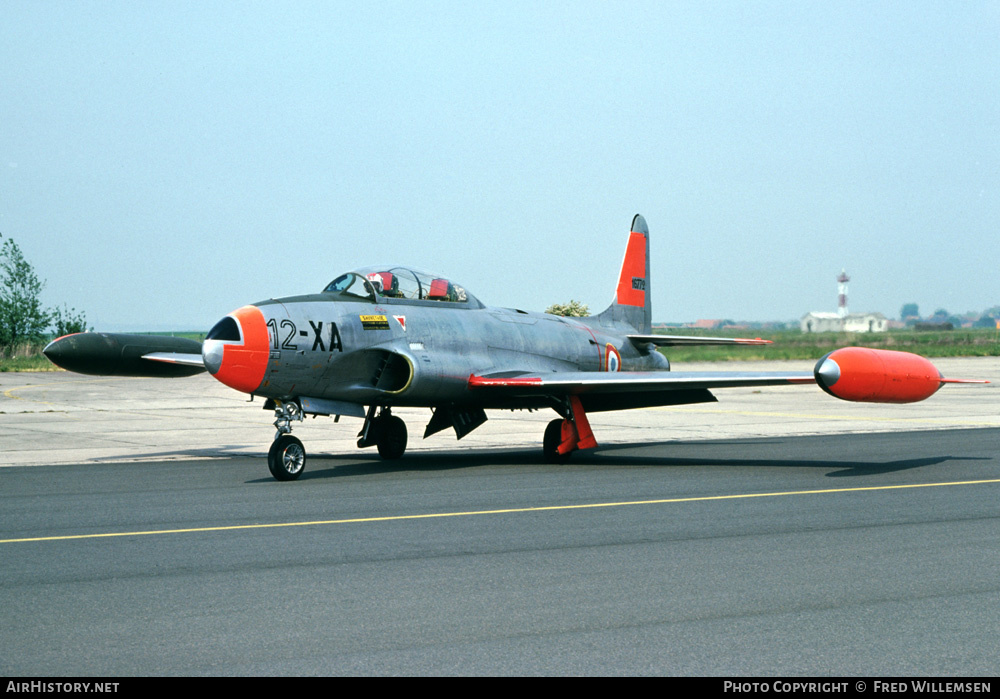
267 319 343 353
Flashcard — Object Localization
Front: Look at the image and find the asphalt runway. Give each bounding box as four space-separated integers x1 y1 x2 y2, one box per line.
3 427 999 676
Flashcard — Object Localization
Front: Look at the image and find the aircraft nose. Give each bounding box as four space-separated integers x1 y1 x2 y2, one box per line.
202 306 270 393
202 318 234 375
202 344 222 374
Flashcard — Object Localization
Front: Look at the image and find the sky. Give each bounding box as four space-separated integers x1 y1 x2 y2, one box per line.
2 1 998 330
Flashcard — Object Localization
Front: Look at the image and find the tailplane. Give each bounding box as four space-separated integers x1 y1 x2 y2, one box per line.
594 214 651 334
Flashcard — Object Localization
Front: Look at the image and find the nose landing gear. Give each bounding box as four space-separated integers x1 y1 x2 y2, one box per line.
268 401 307 481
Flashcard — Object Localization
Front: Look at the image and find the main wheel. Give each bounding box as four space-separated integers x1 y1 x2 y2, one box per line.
376 415 407 460
543 418 571 464
268 434 306 481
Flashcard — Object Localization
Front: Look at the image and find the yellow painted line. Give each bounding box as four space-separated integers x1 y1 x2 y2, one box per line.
3 478 999 544
3 383 53 403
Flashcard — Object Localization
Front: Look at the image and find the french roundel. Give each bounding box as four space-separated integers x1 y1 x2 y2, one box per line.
605 344 621 372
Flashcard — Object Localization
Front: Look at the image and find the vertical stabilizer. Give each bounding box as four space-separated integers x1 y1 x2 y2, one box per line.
594 214 651 333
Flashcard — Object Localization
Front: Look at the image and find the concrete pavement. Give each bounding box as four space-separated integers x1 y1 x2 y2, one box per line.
1 357 996 467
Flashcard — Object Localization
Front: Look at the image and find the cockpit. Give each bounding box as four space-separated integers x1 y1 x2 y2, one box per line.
323 266 480 307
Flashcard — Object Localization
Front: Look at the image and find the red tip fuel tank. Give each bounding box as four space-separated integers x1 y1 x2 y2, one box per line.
814 347 967 403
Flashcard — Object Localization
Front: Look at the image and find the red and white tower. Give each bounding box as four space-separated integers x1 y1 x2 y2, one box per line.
837 269 850 318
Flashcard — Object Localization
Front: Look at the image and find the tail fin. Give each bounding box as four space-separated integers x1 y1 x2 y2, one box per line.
594 214 651 333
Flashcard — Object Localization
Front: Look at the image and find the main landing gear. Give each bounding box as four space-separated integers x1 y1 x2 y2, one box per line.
356 406 408 460
543 419 571 464
266 401 408 481
542 396 598 464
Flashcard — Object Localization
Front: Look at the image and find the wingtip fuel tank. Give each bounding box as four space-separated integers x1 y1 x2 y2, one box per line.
43 333 205 378
812 347 985 403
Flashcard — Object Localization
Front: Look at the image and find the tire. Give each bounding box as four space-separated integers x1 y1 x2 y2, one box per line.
376 415 407 460
268 434 306 481
543 418 571 463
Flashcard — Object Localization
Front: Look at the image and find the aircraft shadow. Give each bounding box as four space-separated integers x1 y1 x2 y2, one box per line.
588 439 989 478
268 437 988 482
103 436 989 482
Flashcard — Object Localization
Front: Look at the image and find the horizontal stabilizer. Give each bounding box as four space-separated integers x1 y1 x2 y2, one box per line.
628 334 772 347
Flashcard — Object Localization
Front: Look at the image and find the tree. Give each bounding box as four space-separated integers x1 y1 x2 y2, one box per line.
929 308 953 325
0 237 50 350
51 304 90 336
545 300 590 317
900 303 919 320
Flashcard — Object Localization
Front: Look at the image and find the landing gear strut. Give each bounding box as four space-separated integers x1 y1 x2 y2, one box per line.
357 406 408 460
543 419 571 464
542 396 598 463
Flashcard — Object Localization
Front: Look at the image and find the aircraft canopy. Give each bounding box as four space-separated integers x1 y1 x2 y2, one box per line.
323 266 478 305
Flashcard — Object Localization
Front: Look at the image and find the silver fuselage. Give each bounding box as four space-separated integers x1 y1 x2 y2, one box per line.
251 292 666 408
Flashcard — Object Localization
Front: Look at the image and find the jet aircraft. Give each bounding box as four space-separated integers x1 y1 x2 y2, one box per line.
43 215 983 481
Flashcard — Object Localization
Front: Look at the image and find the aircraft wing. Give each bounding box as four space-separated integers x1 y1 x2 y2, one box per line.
470 347 986 409
469 370 814 411
141 352 206 367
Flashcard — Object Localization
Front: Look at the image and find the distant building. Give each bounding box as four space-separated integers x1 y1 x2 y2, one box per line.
689 319 727 330
800 312 888 333
802 269 888 333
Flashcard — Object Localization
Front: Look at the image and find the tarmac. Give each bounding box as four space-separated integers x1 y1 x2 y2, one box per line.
1 357 997 467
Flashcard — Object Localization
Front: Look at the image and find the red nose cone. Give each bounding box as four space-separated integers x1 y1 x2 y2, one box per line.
203 306 269 394
814 347 944 403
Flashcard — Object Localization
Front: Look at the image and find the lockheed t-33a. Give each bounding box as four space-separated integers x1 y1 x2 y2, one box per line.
43 215 983 481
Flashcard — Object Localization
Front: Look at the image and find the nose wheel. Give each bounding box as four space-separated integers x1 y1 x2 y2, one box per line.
268 434 306 481
268 400 307 481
